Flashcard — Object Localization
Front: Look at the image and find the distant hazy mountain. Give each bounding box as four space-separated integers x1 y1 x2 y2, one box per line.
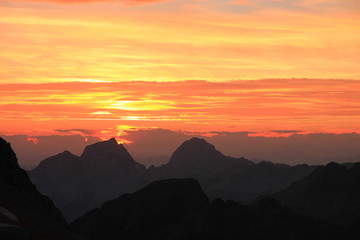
71 178 344 240
0 137 76 239
30 138 146 222
272 162 360 226
143 137 316 202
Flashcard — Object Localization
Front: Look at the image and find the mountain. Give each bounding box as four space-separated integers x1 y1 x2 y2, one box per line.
143 137 316 202
30 138 146 222
0 137 76 239
167 137 253 175
30 137 315 221
272 162 360 225
71 178 344 240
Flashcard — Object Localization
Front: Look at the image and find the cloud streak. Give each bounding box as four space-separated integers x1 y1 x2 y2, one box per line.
18 0 165 4
1 79 360 137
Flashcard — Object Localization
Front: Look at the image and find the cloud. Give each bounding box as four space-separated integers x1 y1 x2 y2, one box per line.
27 137 39 144
1 79 360 137
270 130 304 133
54 129 97 134
11 0 167 6
22 0 165 4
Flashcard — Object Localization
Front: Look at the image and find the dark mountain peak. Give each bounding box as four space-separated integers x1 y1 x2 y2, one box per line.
61 150 73 156
169 137 223 166
31 150 80 173
0 137 19 168
183 137 216 150
311 161 346 177
325 161 341 168
71 178 210 239
80 137 131 161
82 138 117 154
136 178 210 205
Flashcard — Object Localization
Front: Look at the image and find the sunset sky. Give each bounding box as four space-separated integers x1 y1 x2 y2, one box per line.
1 0 360 150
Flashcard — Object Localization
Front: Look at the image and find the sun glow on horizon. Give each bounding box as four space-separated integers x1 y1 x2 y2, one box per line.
1 80 360 137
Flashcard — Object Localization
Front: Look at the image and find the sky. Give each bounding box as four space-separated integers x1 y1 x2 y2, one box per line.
1 0 360 165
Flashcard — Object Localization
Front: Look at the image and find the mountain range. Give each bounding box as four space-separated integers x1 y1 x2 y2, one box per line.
30 137 316 221
2 136 360 239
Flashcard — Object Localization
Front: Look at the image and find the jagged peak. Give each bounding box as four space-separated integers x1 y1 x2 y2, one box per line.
81 138 120 156
0 137 19 167
80 138 136 165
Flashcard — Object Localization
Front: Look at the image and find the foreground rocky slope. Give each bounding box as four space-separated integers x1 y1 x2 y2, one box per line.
0 137 76 239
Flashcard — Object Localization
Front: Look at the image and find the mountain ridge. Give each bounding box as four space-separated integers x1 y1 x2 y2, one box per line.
272 161 360 225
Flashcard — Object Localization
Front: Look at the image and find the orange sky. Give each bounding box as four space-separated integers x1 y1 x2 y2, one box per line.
1 80 360 140
1 0 360 139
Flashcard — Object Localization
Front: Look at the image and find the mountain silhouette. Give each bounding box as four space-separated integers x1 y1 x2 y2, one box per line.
167 137 253 175
272 162 360 225
71 178 344 240
143 137 316 202
30 138 146 221
0 137 76 239
72 178 211 240
30 137 315 221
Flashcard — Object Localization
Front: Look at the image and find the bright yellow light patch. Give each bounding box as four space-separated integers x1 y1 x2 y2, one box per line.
107 100 174 111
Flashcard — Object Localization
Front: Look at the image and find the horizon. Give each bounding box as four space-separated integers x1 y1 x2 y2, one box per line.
3 130 360 168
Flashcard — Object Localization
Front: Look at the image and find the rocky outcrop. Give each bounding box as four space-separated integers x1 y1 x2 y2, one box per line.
0 137 76 239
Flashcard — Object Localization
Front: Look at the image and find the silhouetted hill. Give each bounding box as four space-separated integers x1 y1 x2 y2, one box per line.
72 178 211 240
71 178 344 240
30 138 146 222
167 137 253 175
143 138 316 202
273 162 360 225
0 137 76 239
